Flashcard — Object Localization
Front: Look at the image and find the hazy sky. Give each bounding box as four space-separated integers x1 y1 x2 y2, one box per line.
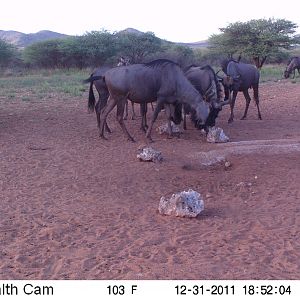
1 0 299 42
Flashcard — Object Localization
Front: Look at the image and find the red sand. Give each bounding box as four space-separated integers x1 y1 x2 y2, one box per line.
0 81 299 279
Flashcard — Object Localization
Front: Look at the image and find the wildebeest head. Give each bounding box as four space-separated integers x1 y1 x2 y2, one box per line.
184 65 230 130
284 69 290 79
190 99 227 131
283 57 300 79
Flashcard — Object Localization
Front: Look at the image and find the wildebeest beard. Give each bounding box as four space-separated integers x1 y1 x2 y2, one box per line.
190 106 221 131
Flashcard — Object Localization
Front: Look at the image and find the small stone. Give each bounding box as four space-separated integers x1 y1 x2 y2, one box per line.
158 189 204 218
206 126 229 143
157 121 182 135
206 193 213 198
137 147 162 163
224 161 231 168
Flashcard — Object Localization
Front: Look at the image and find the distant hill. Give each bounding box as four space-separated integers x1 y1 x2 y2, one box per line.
0 30 70 48
177 40 209 49
0 28 209 49
118 28 144 35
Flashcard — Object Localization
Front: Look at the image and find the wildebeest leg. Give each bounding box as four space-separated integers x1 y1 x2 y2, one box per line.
95 100 101 128
131 102 136 120
150 102 155 111
183 106 187 130
99 95 118 139
97 99 111 133
228 90 237 123
146 101 164 142
253 86 262 120
116 98 135 142
140 103 148 132
95 100 111 133
183 114 187 130
241 89 251 120
164 104 175 138
123 99 128 120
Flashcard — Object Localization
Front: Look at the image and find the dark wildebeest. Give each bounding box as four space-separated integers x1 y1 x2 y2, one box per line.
284 57 300 79
96 59 214 141
220 59 262 123
84 67 159 134
183 65 229 130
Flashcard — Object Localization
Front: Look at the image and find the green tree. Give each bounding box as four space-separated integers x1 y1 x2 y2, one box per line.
209 18 299 68
0 39 18 68
160 44 195 67
23 30 118 69
23 39 63 68
79 31 118 66
115 31 163 63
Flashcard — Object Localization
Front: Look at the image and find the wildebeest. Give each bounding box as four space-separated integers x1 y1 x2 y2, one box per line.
97 59 213 141
284 57 300 79
220 59 262 123
184 65 229 130
84 67 160 135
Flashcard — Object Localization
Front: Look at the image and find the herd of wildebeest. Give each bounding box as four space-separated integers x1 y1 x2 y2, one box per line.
83 56 300 142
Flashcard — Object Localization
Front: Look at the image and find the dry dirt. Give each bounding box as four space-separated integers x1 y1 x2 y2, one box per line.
0 81 299 280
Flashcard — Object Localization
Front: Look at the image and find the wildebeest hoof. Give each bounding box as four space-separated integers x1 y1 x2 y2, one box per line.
228 118 233 123
241 116 247 120
99 135 108 140
147 136 154 143
128 137 136 142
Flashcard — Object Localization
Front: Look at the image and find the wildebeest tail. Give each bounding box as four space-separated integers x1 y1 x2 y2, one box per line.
88 82 96 112
82 75 102 84
83 75 104 112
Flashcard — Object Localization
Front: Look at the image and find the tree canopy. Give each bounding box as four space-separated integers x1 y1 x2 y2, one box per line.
0 39 18 68
209 18 299 68
115 31 163 63
21 30 197 68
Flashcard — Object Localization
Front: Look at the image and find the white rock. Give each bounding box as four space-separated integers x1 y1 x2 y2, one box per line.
158 189 204 218
157 121 182 135
206 127 229 143
224 161 231 168
137 147 162 163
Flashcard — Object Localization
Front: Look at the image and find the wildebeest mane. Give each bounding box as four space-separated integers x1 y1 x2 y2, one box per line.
185 64 223 102
200 65 223 101
144 59 178 68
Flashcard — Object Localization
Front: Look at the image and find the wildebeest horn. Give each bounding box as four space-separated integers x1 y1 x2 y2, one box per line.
216 69 223 76
216 75 223 82
212 97 231 109
220 99 231 106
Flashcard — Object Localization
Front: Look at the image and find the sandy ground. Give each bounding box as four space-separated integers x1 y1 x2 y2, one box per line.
0 81 299 280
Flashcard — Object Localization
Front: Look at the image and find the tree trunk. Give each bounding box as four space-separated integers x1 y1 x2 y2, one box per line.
253 56 268 69
253 57 260 68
